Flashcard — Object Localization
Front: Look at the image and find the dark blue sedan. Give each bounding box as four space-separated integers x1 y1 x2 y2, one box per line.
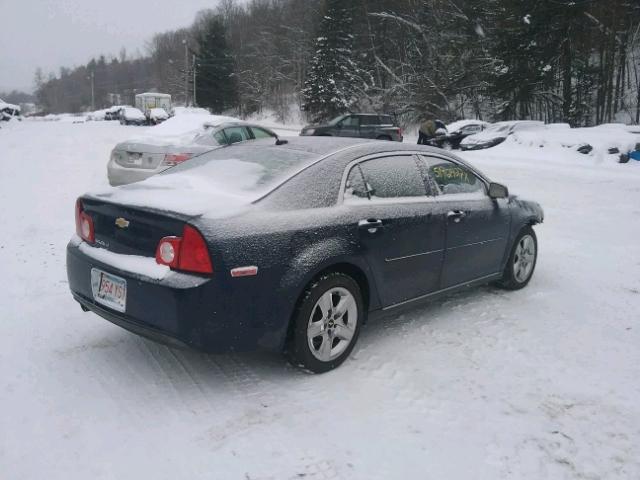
67 137 543 373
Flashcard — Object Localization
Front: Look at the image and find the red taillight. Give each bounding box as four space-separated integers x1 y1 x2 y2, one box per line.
75 199 95 243
398 128 403 137
162 153 192 167
156 225 213 275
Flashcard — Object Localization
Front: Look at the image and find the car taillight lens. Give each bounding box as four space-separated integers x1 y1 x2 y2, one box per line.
75 199 95 243
156 225 213 275
398 128 403 137
162 153 192 167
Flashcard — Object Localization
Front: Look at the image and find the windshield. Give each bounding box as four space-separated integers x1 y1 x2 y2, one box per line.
486 124 510 133
162 144 317 193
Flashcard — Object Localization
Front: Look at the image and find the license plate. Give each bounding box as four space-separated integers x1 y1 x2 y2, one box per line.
91 268 127 313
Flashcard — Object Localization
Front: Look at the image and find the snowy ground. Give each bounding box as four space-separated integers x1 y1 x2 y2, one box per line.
1 120 639 479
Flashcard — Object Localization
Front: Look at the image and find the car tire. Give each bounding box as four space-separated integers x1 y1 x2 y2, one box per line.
377 135 392 141
495 226 538 291
286 272 363 373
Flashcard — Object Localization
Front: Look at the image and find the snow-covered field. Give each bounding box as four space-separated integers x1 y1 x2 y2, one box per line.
1 120 639 479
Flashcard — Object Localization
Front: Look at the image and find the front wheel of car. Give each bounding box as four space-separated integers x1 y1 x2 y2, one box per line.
286 272 363 373
495 226 538 290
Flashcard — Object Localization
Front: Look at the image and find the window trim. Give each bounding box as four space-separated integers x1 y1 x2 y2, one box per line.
339 150 492 205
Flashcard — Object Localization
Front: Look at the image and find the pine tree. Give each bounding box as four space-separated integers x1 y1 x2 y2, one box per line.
195 15 239 113
302 0 369 122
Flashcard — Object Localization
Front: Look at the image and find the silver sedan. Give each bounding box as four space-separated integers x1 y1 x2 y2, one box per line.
107 121 278 186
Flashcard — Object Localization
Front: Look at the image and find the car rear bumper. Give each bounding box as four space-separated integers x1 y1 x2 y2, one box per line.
107 161 160 186
66 242 288 353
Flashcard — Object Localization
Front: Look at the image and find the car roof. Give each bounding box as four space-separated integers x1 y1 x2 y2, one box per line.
214 136 463 160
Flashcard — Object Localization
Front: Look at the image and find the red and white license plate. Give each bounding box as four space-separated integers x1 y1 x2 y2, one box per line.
91 268 127 313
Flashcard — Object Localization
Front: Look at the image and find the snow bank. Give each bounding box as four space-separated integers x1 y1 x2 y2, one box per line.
511 124 639 156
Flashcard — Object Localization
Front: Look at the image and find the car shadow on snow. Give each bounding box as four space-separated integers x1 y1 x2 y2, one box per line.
67 283 515 395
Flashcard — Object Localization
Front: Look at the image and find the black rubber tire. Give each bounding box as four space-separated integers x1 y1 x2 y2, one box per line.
377 135 392 141
286 272 363 373
495 226 538 291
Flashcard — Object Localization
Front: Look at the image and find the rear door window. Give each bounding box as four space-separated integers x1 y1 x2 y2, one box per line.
360 116 379 126
344 155 427 202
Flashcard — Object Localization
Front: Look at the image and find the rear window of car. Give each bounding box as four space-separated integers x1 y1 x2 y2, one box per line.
379 115 394 125
162 145 318 193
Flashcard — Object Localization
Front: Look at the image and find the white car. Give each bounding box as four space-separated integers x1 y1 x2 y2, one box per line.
460 120 544 151
107 118 278 186
119 107 147 126
149 108 169 125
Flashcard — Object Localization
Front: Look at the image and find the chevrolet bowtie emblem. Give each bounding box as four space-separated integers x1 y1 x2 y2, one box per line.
115 217 130 229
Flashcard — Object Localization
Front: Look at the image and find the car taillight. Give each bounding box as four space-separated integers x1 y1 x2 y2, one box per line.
156 225 213 275
75 199 95 243
162 153 192 167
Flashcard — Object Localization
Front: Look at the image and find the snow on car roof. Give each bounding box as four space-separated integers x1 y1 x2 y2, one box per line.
447 119 488 132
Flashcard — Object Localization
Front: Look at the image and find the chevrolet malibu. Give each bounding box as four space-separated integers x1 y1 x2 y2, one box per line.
67 137 543 373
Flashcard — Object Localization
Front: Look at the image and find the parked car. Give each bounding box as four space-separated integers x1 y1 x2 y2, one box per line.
68 137 543 373
0 101 21 121
300 113 403 142
105 105 129 121
149 108 169 125
460 121 545 151
428 120 490 150
108 120 278 186
119 107 147 126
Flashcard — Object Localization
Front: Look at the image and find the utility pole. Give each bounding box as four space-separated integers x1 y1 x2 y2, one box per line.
192 54 197 106
90 71 95 111
183 39 189 106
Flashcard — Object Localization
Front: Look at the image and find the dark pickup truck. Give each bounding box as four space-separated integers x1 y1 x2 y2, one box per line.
300 114 403 142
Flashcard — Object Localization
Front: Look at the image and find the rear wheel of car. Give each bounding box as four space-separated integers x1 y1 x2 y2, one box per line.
377 135 392 141
286 272 363 373
495 226 538 290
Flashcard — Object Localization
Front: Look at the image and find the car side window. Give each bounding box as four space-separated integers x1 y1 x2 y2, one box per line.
213 130 228 145
340 116 360 128
223 127 251 144
345 156 427 202
462 125 481 134
423 157 486 196
360 116 378 126
250 127 275 139
344 165 368 200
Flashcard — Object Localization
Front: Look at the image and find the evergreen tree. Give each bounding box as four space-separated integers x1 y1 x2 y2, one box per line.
302 0 369 122
195 15 239 113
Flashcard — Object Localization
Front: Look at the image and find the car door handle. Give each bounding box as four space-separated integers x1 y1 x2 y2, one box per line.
358 219 384 232
447 210 467 223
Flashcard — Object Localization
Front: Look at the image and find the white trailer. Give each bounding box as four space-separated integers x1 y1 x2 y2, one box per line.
134 93 172 119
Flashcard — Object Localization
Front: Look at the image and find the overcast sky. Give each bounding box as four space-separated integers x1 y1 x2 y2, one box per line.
0 0 221 93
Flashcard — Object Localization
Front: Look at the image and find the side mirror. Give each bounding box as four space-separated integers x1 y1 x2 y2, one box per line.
489 182 509 199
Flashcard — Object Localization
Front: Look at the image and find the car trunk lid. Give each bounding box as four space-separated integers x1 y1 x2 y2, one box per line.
81 197 191 257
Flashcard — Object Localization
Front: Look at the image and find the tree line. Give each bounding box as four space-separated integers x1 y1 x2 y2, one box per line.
34 0 640 126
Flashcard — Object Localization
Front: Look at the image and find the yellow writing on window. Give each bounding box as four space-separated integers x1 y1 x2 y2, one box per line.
431 165 471 184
